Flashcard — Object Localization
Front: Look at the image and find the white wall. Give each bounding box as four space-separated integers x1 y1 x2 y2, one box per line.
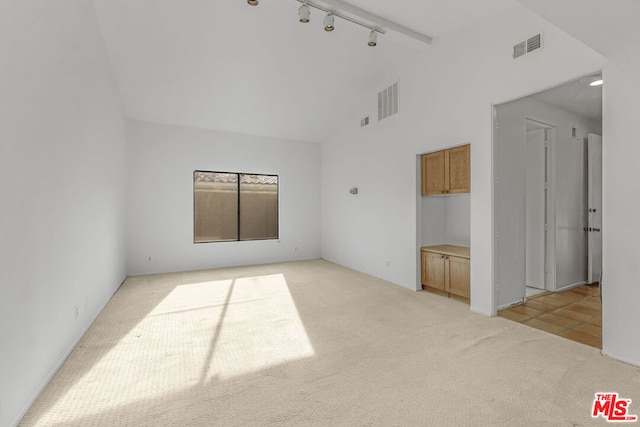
495 96 601 307
601 48 640 366
445 195 471 247
421 197 447 246
321 4 605 312
126 120 321 275
0 2 128 426
421 195 470 247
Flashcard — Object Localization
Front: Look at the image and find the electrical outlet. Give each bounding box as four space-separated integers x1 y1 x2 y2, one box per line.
74 305 79 320
147 256 152 262
294 246 298 252
385 260 390 268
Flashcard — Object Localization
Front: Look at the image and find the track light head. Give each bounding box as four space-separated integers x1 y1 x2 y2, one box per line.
368 30 377 47
324 13 335 32
299 4 310 23
247 0 258 5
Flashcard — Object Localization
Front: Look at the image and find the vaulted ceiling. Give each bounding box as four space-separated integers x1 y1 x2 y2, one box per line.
91 0 518 142
91 0 631 142
516 0 640 57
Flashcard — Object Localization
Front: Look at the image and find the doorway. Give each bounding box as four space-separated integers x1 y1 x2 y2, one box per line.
493 73 603 311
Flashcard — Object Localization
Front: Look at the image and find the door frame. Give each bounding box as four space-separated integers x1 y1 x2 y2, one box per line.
525 118 556 293
587 133 603 285
491 70 602 314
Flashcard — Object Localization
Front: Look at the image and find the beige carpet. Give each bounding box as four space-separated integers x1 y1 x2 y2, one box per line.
20 260 640 426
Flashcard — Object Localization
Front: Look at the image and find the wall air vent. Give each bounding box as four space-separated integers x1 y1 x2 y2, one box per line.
378 82 399 121
513 41 526 59
513 33 543 59
527 33 542 52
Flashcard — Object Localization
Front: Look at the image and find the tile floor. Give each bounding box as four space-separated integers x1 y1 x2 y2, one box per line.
498 284 601 349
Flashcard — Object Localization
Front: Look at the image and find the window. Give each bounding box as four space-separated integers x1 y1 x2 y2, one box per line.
194 171 278 243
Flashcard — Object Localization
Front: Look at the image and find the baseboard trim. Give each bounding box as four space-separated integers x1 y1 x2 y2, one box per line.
10 274 127 427
555 281 586 292
470 306 493 317
496 299 525 311
600 349 640 368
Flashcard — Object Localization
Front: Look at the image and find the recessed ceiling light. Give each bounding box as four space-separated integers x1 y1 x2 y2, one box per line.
247 0 258 5
580 75 603 86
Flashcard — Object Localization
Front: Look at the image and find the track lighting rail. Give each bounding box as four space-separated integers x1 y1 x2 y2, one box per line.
295 0 385 35
303 0 432 44
247 0 432 46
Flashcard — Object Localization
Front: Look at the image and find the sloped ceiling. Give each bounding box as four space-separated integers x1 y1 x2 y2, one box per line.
515 0 640 57
341 0 516 39
92 0 517 142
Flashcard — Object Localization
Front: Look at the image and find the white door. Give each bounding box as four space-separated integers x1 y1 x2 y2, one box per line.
525 123 547 289
587 134 603 284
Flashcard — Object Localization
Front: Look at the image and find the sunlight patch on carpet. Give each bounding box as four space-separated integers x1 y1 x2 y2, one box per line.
199 273 316 380
37 273 314 424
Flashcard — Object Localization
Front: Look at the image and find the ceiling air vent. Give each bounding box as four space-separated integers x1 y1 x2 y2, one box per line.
513 33 543 59
378 82 398 121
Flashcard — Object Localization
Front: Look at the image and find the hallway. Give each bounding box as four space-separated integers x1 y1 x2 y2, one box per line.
498 285 601 348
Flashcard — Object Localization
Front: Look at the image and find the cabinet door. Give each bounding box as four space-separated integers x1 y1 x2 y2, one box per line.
422 151 446 195
422 251 446 291
447 256 470 300
447 144 470 194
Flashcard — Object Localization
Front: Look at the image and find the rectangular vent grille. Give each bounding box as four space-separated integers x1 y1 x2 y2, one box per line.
378 82 398 121
513 33 543 59
513 41 526 59
527 33 541 52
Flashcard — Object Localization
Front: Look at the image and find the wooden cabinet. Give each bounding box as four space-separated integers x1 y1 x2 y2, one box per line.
447 145 471 194
447 255 470 300
421 150 446 196
421 144 470 196
421 245 470 303
422 250 446 291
